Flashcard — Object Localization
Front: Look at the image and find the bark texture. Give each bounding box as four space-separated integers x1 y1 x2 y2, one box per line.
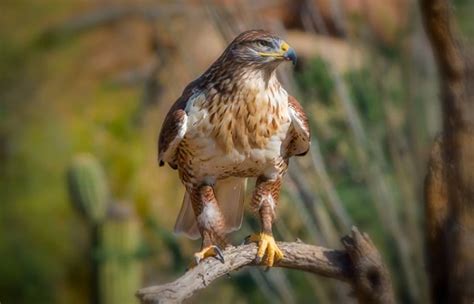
136 227 394 304
421 0 474 302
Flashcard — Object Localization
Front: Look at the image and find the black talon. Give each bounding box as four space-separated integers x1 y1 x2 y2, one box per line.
213 245 225 264
244 235 251 244
255 256 262 264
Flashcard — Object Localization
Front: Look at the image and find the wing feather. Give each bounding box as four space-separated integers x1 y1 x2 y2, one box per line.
287 95 311 156
158 82 199 168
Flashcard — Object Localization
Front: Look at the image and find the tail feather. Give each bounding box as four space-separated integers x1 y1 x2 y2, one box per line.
173 192 200 240
173 177 247 239
215 177 247 233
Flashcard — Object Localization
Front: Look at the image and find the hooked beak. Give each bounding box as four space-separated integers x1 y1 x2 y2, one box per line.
258 40 297 66
283 47 297 66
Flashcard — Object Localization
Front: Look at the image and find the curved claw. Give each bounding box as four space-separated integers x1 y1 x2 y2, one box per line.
193 245 225 266
246 233 284 267
213 246 225 263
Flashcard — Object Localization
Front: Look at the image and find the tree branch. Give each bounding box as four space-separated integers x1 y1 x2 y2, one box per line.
136 227 394 304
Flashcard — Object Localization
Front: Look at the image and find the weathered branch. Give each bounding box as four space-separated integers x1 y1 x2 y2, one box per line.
137 227 394 304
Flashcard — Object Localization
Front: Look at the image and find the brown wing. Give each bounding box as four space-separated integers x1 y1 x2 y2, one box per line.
287 95 311 157
158 81 199 169
157 96 187 169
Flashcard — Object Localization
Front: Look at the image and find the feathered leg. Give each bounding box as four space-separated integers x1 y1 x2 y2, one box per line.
190 184 227 265
247 175 284 267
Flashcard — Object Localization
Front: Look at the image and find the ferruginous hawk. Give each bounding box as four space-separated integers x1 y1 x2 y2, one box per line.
158 29 310 267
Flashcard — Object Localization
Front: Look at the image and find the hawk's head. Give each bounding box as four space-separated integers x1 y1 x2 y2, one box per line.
224 30 297 68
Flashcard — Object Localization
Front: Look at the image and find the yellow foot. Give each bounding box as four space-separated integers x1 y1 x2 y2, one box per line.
246 233 284 267
191 245 225 267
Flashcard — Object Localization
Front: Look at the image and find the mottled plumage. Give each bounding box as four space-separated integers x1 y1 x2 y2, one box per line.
158 29 310 266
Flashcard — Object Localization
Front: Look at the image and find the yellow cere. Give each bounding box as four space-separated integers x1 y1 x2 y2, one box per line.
258 41 290 58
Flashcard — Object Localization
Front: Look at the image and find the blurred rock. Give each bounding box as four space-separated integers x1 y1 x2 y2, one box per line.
343 0 409 45
214 0 410 46
287 30 363 72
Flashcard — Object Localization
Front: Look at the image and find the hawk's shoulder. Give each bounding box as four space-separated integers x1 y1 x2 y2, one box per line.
287 95 311 156
157 80 201 169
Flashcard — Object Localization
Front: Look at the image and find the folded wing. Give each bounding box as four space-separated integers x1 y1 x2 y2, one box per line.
158 84 197 169
287 95 311 157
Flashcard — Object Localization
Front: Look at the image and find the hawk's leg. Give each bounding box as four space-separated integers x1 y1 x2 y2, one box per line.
190 184 227 265
247 176 284 267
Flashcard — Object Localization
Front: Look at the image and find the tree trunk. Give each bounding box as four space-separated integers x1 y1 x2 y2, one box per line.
421 0 474 302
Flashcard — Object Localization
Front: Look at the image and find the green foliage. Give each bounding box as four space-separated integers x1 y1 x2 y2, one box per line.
453 0 474 43
345 68 382 125
0 233 57 304
144 217 185 272
296 57 335 104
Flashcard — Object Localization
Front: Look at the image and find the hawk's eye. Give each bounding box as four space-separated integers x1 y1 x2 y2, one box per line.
255 40 273 49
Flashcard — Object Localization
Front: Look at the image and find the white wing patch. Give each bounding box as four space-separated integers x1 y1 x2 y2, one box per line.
289 107 309 137
288 104 311 156
161 115 188 163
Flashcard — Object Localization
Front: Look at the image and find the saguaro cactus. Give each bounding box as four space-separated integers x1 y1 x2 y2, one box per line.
67 154 142 304
67 153 109 304
100 202 142 304
67 154 109 224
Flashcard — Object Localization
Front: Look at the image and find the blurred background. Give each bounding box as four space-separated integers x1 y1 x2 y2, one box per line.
1 0 473 303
